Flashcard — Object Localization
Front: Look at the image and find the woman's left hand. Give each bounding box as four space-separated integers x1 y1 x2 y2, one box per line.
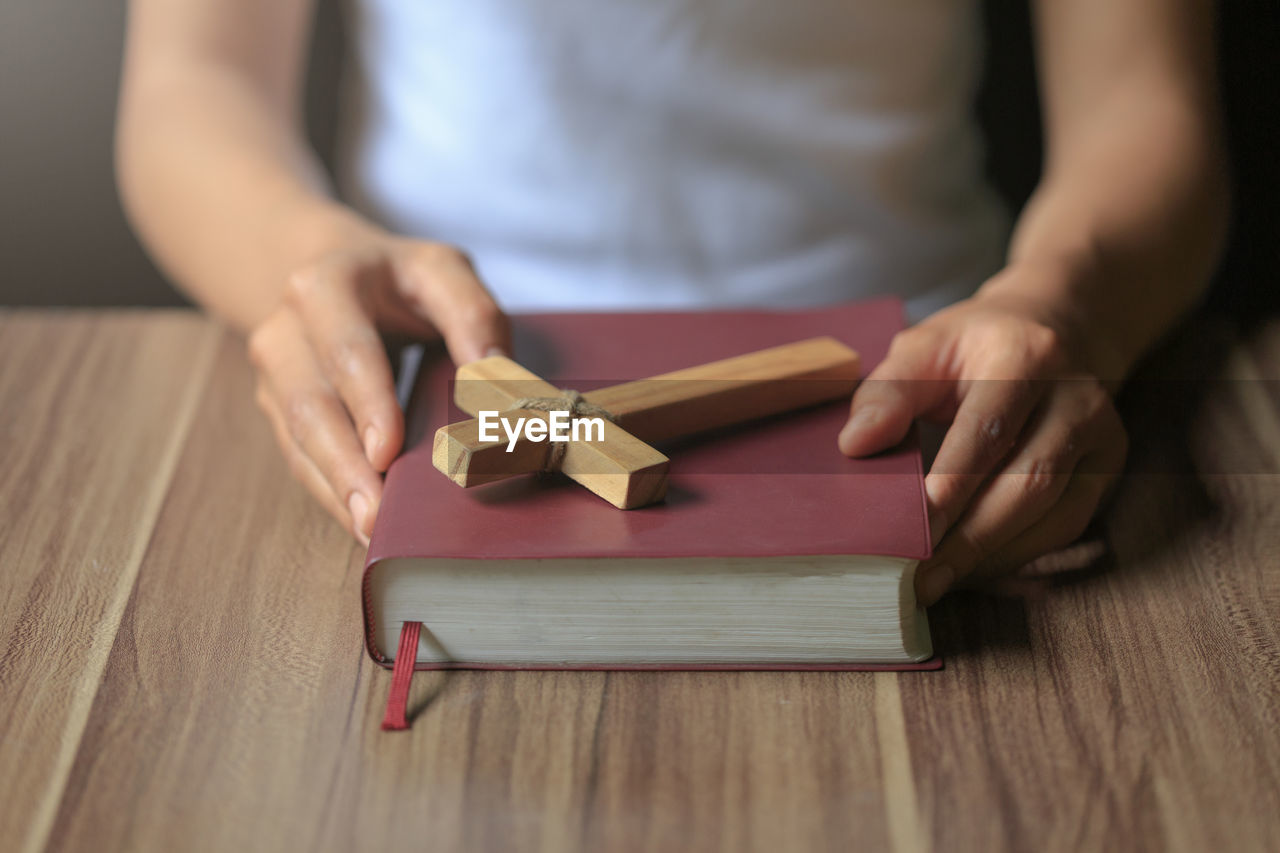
838 266 1129 606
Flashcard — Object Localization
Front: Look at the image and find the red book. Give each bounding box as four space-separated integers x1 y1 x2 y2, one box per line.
365 298 939 726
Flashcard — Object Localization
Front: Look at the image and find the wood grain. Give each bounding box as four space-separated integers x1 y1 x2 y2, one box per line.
0 310 220 853
586 335 860 441
1 310 1277 853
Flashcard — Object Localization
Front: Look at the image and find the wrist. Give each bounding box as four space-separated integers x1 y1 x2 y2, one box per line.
273 196 387 268
974 252 1134 386
230 196 390 335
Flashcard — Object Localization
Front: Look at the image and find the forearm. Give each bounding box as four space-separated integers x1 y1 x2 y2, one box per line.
984 90 1229 380
117 65 375 331
986 0 1230 383
116 0 383 332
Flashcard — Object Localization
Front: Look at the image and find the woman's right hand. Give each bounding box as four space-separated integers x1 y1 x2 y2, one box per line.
247 229 510 546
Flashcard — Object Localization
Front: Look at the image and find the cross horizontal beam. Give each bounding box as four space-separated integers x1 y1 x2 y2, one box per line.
432 336 860 508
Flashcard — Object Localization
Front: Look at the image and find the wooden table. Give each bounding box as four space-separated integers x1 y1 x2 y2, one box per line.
2 309 1277 853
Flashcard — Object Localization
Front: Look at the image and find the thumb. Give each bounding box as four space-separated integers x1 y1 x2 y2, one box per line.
399 245 512 364
837 333 950 457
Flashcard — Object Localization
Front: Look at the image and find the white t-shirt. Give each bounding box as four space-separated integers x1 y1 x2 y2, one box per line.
336 0 1009 321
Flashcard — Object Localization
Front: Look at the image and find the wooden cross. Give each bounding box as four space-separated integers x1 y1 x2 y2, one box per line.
432 337 861 509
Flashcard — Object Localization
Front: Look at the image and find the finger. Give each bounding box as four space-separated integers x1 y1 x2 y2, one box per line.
923 376 1044 541
395 245 511 365
966 465 1119 589
838 329 953 457
969 412 1126 582
915 382 1095 604
288 262 404 471
919 417 1126 604
257 384 358 538
251 312 384 543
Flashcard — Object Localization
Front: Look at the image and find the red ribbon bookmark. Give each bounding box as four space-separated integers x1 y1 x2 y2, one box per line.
381 621 422 731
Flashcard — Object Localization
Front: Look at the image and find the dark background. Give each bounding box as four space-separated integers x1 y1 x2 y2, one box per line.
1 2 1275 315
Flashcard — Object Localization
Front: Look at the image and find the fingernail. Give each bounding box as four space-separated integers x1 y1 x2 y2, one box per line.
363 426 381 464
348 492 372 547
484 346 509 359
917 563 954 607
924 474 945 509
838 406 880 449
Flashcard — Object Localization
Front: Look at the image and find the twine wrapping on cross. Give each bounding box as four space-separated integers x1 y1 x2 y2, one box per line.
509 390 619 471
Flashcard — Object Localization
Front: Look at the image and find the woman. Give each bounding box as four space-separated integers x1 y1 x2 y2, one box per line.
116 0 1228 604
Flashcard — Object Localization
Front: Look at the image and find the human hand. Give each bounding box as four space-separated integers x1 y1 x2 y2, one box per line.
837 271 1129 605
248 229 510 545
